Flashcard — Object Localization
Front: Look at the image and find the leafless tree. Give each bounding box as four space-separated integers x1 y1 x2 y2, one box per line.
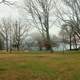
63 0 80 36
12 20 30 51
0 18 11 52
23 0 56 52
53 0 80 50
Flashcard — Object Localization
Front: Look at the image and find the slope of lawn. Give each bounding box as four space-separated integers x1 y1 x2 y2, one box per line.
0 51 80 80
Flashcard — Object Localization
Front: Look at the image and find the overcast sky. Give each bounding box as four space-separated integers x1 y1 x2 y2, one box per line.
0 0 61 36
0 0 22 18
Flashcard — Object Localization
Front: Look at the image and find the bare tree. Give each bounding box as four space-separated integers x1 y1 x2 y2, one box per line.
0 32 4 50
12 20 30 51
0 18 11 52
53 0 80 50
23 0 56 52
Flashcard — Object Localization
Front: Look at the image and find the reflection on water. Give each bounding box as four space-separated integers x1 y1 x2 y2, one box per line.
53 43 80 51
27 43 80 51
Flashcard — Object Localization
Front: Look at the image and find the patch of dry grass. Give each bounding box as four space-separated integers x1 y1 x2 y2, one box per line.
0 51 80 80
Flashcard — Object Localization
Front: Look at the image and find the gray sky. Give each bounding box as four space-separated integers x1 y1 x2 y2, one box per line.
0 0 20 18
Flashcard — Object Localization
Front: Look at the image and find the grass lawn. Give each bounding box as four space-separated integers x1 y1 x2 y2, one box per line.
0 51 80 80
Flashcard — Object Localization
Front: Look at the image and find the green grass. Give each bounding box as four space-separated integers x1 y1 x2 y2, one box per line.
0 51 80 80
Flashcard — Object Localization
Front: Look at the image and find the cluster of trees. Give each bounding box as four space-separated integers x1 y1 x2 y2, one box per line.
0 0 80 52
23 0 80 51
0 18 30 51
57 0 80 50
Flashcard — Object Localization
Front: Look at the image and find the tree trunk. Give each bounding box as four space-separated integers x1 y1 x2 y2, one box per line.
46 28 53 52
6 38 8 52
70 34 72 51
45 11 53 52
73 34 77 49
